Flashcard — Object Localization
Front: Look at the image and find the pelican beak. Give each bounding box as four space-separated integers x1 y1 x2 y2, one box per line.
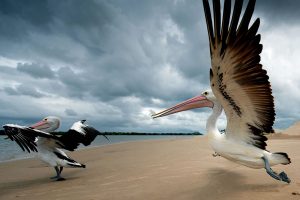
30 120 50 130
151 95 213 118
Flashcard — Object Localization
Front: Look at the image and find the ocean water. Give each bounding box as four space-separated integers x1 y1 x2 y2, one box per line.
0 135 189 162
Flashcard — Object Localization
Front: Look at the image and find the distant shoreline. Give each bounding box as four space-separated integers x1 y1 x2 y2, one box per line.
47 131 203 136
99 132 203 135
0 129 203 136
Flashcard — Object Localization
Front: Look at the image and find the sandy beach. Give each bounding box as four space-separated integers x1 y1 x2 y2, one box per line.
0 133 300 200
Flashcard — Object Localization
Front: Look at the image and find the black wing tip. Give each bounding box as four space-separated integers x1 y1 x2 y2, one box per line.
204 0 260 52
274 152 291 165
253 18 260 27
2 125 38 153
59 125 99 150
86 127 108 141
247 123 268 150
82 126 98 145
212 0 221 41
202 0 215 48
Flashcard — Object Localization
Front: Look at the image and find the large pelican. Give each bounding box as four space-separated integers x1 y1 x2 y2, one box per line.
152 0 291 183
2 116 107 181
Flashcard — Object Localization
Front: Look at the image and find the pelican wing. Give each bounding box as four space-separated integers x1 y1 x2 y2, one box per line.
203 0 275 149
58 121 100 151
2 124 59 153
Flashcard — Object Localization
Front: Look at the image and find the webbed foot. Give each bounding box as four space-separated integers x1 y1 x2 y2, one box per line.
279 171 291 183
262 156 291 183
56 177 66 181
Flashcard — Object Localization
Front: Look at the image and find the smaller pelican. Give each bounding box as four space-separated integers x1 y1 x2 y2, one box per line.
2 116 108 181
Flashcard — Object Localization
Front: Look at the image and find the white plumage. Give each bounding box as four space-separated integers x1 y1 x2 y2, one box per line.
152 0 291 183
2 116 106 181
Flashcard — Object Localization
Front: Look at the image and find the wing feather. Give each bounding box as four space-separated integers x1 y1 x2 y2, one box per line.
227 0 243 44
203 0 215 51
3 124 59 153
203 0 275 150
58 121 99 151
3 121 102 152
213 0 221 42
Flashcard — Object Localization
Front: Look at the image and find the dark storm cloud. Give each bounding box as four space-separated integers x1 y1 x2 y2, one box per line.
0 0 52 39
4 84 45 98
0 0 208 102
3 87 18 95
65 108 77 116
17 63 55 79
0 0 299 131
57 67 83 88
256 0 300 24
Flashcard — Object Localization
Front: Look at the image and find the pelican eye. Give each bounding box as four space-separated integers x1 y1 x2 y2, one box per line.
203 91 209 96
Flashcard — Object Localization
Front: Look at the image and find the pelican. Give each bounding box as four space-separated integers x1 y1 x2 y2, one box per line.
152 0 291 183
2 116 108 181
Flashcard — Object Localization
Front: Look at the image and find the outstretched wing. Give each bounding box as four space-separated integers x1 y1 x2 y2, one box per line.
58 120 101 151
2 124 59 153
203 0 275 149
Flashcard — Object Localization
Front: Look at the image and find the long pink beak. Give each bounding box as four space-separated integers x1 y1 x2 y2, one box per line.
30 120 50 130
151 95 213 118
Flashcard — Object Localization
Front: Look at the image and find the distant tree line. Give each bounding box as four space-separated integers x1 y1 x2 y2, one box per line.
50 131 203 136
0 129 203 136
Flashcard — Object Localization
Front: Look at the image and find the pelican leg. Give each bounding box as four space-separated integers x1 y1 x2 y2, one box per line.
50 167 59 179
262 156 291 183
59 166 64 174
50 166 66 181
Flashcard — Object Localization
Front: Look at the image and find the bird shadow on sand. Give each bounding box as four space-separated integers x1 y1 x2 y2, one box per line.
194 168 287 200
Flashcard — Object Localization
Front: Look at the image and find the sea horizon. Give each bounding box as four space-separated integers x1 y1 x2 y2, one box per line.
0 135 194 163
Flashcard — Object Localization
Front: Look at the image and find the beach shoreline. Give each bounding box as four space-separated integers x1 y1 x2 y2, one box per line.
0 135 191 164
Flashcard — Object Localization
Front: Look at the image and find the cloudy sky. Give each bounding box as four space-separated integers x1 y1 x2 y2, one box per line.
0 0 299 133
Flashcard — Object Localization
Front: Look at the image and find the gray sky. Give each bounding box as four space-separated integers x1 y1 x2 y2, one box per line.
0 0 299 132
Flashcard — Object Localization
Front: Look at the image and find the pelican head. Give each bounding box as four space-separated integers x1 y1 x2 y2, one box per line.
201 89 217 103
152 89 215 119
30 116 60 132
